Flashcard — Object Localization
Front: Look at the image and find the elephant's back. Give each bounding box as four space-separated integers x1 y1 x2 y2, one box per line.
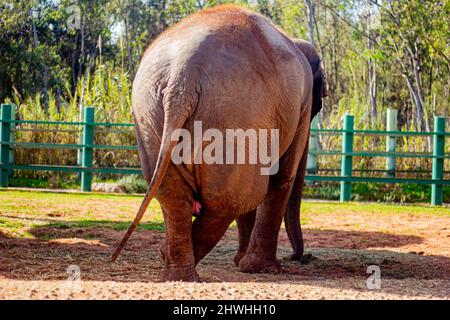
133 5 311 214
135 5 308 133
155 6 305 126
142 5 297 65
140 4 305 92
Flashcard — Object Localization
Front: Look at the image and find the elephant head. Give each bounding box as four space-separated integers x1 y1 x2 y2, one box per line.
292 39 328 120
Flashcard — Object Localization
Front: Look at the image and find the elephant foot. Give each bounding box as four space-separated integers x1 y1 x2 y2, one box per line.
290 253 316 264
159 264 200 282
233 251 246 267
238 253 281 274
289 248 304 261
299 253 316 264
290 253 302 261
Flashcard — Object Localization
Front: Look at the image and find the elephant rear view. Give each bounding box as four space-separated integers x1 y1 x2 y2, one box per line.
112 4 327 282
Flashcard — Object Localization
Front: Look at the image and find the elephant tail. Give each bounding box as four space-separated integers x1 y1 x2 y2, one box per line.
111 87 196 262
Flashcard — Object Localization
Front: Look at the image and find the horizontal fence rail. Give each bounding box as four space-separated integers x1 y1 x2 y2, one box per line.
0 104 449 205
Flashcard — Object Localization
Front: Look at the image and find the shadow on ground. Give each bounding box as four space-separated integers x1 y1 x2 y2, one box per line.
0 220 449 298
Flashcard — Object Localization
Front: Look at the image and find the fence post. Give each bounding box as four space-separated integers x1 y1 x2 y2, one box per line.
77 105 84 181
340 114 354 202
386 108 397 178
8 104 15 178
306 116 318 174
81 107 95 192
0 104 13 187
431 116 445 206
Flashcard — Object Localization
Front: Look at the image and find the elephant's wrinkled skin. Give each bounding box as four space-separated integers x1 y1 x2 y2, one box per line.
112 5 327 282
235 39 328 265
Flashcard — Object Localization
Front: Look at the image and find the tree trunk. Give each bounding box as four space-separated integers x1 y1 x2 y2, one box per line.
304 0 316 47
366 0 377 127
405 44 431 150
124 19 135 80
304 0 324 150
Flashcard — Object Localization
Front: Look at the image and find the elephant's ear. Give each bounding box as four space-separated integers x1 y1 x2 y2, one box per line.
310 59 327 121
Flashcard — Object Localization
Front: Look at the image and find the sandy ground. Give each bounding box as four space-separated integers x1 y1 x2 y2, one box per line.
0 192 449 300
1 224 449 299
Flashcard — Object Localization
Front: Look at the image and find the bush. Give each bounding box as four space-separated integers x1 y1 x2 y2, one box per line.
303 182 450 203
9 173 79 190
117 175 147 194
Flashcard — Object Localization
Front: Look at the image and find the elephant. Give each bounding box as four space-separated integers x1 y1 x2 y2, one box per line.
112 4 328 282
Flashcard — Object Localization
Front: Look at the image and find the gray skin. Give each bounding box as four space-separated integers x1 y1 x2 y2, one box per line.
111 6 327 282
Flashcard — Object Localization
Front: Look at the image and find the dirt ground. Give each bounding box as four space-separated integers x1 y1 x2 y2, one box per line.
0 190 449 300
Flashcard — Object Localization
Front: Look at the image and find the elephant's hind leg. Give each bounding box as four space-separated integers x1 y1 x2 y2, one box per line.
238 179 290 274
239 124 310 274
234 210 256 267
157 165 199 282
285 140 309 261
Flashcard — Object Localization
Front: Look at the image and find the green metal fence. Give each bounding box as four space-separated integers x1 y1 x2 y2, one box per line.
0 104 449 205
